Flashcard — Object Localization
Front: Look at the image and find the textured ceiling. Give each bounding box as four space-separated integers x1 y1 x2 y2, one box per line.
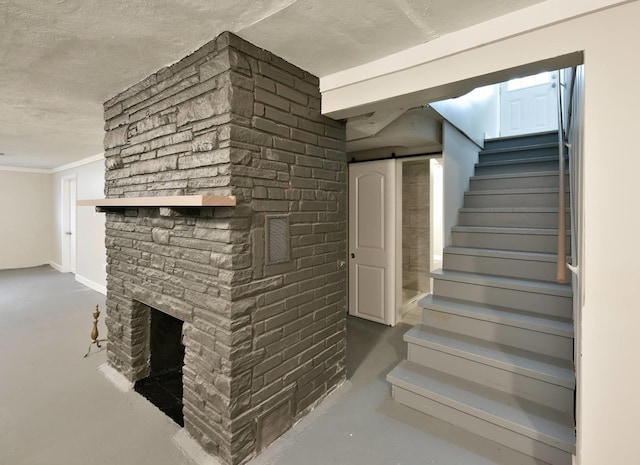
0 0 542 169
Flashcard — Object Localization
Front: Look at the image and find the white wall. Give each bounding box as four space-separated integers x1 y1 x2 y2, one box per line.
0 170 53 269
320 2 640 463
430 84 500 146
442 122 479 247
52 159 106 294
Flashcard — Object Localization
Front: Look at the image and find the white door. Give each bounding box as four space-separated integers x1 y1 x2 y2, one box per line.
62 176 77 273
500 71 559 137
349 160 396 326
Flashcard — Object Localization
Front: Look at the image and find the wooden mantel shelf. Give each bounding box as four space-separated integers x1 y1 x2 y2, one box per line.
77 195 236 208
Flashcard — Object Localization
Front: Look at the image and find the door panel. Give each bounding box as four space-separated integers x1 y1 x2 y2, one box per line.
355 265 385 320
356 173 385 249
500 71 559 137
349 160 396 325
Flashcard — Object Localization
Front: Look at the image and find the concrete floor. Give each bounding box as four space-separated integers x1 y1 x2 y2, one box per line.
1 266 536 465
0 266 197 465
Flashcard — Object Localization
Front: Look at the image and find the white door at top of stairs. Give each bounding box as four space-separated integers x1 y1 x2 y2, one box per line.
500 71 559 137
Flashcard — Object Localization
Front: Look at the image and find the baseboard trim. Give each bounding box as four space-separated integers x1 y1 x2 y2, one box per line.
49 261 64 272
75 274 107 295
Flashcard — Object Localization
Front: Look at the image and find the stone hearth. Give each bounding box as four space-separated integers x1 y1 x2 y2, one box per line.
102 32 347 465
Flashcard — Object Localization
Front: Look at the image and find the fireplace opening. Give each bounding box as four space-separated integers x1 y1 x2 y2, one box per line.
134 307 185 426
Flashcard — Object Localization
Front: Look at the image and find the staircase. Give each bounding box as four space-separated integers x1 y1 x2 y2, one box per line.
387 131 575 465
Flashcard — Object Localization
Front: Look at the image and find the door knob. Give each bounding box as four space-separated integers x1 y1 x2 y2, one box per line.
65 232 72 235
350 253 355 258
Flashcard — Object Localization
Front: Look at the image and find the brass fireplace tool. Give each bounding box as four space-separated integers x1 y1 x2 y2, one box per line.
83 305 107 358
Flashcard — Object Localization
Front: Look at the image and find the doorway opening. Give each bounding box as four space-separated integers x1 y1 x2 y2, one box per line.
401 159 430 304
398 156 444 326
347 154 444 327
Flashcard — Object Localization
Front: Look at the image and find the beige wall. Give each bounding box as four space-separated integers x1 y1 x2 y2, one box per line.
320 2 640 463
52 159 106 293
0 170 53 270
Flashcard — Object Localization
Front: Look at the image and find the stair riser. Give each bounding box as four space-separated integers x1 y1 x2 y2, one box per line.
443 252 570 283
451 231 570 254
407 344 574 413
433 280 572 318
391 386 573 465
475 160 559 175
470 174 568 191
464 192 569 209
484 133 559 150
479 147 558 163
421 309 573 360
458 211 568 229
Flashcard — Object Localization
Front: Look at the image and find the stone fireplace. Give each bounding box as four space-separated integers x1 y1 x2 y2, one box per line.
101 32 347 465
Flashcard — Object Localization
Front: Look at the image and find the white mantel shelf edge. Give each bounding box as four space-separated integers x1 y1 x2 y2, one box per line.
77 195 236 208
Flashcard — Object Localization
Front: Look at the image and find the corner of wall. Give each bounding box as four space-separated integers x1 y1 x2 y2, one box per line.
49 261 63 273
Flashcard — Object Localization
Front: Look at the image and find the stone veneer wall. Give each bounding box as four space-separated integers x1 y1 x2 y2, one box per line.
402 160 430 292
102 32 347 465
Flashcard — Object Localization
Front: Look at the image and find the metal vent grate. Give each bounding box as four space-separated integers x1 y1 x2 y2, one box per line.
266 216 289 263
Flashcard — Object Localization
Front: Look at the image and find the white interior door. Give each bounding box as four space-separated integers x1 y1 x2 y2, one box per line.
349 160 396 326
62 176 77 273
500 71 559 137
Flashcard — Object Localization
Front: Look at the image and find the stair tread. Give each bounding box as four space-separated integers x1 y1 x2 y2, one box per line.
405 325 575 387
471 171 563 181
465 187 565 196
480 142 558 156
431 269 572 296
452 225 567 236
444 246 563 263
419 294 573 337
460 207 566 213
484 130 558 144
387 360 576 452
476 156 560 167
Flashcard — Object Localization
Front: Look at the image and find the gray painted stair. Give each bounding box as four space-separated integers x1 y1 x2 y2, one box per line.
443 246 570 282
464 188 569 208
479 143 559 163
483 131 559 150
389 361 575 465
474 157 561 175
451 226 570 254
388 130 575 464
470 171 568 190
458 207 569 229
432 269 572 319
404 325 574 412
419 295 573 359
